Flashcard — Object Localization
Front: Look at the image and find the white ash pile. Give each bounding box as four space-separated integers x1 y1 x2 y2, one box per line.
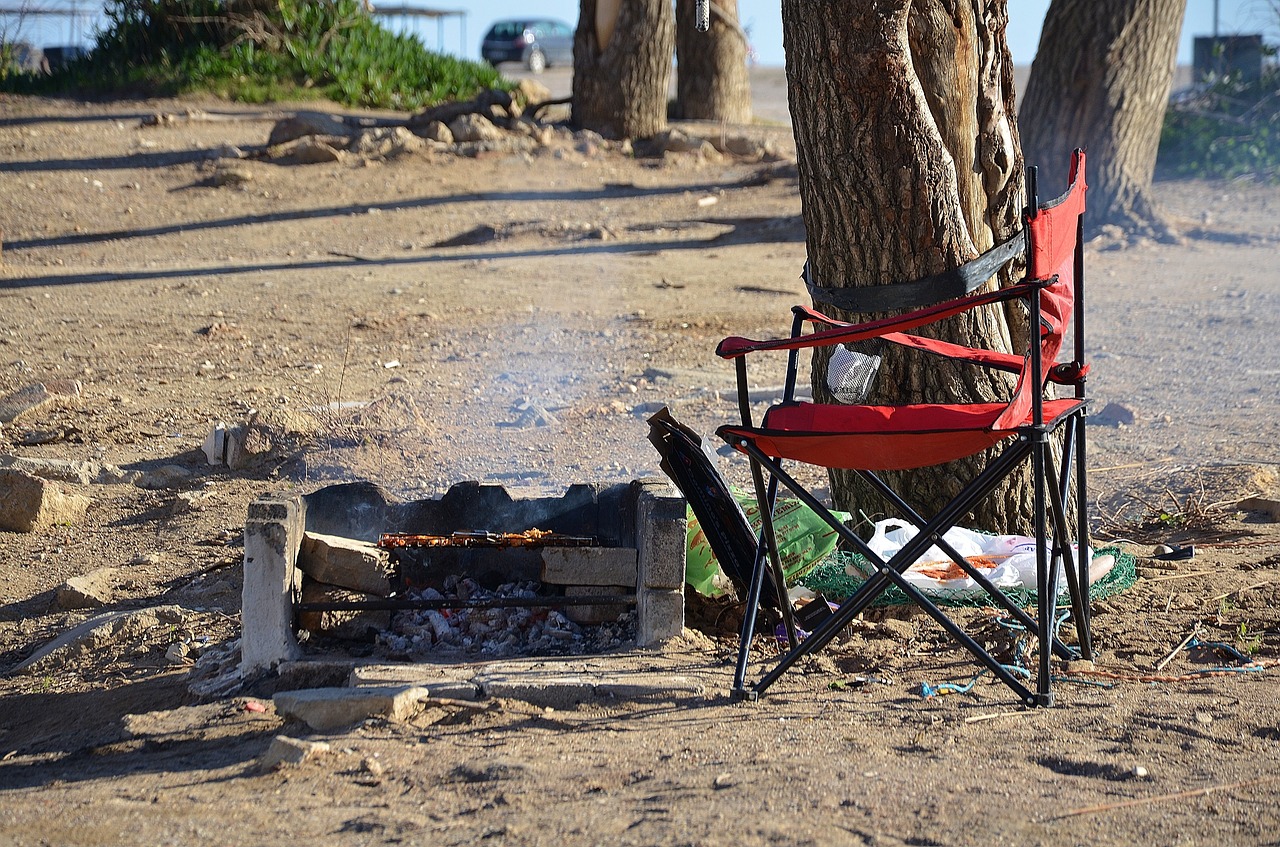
380 576 635 659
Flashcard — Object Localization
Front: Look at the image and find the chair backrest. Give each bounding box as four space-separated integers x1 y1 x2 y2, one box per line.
1026 148 1087 375
990 149 1086 431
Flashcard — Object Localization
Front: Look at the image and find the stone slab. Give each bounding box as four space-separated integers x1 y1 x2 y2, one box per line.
348 665 481 699
540 546 638 586
475 669 705 709
272 685 430 732
344 661 707 709
299 531 393 596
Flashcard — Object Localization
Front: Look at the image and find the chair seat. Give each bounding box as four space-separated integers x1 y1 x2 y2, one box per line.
718 399 1084 471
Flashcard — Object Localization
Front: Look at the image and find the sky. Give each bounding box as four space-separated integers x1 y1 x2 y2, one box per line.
7 1 1276 68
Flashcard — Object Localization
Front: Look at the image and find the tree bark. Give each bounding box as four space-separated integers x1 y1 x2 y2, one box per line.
783 0 1038 533
674 0 752 123
573 0 674 139
1020 0 1186 239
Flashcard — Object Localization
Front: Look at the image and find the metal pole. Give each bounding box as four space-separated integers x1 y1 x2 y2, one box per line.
1214 0 1220 38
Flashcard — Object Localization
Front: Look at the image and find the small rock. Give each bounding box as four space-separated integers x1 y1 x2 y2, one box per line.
171 490 214 514
1237 496 1280 522
0 379 81 425
55 567 119 610
165 641 191 665
259 735 331 770
133 464 193 490
1092 402 1136 427
0 469 91 532
1194 711 1214 725
361 756 385 778
422 120 453 144
267 112 353 146
278 138 345 165
449 113 503 143
514 77 552 105
350 126 425 160
1133 765 1149 779
509 402 557 429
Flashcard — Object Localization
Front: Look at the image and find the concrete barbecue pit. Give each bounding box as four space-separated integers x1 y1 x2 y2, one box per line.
241 478 688 677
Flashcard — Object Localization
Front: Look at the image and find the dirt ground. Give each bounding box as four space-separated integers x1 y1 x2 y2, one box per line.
3 68 1280 845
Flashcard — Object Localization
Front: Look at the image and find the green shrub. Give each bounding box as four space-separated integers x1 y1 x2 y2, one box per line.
0 0 507 110
1159 68 1280 180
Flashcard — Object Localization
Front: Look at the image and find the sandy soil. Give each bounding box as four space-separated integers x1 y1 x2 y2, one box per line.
2 68 1280 845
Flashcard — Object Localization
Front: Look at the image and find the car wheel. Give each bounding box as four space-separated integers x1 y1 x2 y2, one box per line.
526 48 546 74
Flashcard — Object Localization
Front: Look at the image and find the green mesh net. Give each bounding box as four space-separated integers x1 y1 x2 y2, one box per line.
799 546 1136 608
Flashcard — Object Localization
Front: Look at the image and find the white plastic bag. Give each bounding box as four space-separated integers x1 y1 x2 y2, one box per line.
860 519 1093 596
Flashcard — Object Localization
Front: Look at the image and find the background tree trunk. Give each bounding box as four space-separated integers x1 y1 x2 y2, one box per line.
1021 0 1186 239
674 0 752 123
783 0 1037 533
573 0 674 139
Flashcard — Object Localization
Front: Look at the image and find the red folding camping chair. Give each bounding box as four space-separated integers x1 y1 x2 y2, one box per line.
717 150 1092 707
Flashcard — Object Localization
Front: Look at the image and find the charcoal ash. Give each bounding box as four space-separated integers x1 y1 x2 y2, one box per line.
378 575 635 659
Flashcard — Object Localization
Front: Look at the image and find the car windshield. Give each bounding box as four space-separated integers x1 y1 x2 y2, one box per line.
487 22 528 40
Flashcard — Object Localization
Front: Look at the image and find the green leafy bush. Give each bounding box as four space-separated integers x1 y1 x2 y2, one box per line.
1159 68 1280 180
1 0 507 110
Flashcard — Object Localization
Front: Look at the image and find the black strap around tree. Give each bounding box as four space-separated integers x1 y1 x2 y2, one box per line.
803 229 1027 314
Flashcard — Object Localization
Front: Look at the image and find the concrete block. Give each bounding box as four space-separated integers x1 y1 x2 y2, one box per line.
637 588 684 645
563 585 633 625
241 496 304 674
348 665 481 699
272 685 429 732
297 578 391 639
472 664 705 708
299 531 393 596
0 469 91 533
477 675 598 709
636 486 686 589
540 546 638 586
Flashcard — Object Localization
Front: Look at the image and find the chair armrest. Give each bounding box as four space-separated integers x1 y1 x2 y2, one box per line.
716 283 1037 360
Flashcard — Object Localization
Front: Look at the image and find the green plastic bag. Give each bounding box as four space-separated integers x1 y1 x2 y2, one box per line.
685 495 851 596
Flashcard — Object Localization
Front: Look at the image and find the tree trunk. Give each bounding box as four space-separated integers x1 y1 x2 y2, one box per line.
674 0 752 123
1020 0 1186 239
783 0 1038 533
573 0 674 139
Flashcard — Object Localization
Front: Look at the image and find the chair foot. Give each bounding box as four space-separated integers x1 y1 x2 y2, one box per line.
731 687 760 702
1033 692 1055 708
